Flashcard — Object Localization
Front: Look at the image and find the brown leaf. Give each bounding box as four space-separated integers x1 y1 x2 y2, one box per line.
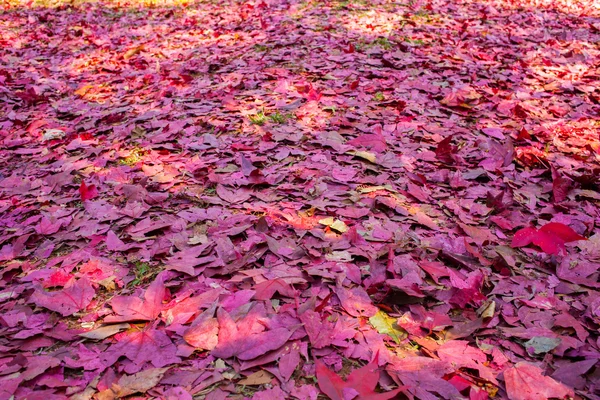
238 370 273 385
100 367 170 399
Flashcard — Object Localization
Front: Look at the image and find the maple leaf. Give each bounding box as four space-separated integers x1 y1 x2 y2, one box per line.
435 135 457 164
342 42 355 53
183 305 219 350
551 167 572 203
347 133 387 153
316 359 403 400
254 278 297 300
307 88 322 102
211 307 292 360
30 277 94 316
79 181 98 201
103 328 180 371
368 310 407 344
511 222 586 255
504 362 573 400
104 273 166 322
336 286 377 317
98 367 169 398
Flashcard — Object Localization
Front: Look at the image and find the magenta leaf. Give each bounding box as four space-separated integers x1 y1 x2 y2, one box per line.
30 278 94 316
254 278 297 300
103 328 180 370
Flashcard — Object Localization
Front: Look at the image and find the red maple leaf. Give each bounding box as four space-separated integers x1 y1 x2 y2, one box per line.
435 135 457 164
316 358 404 400
511 222 586 255
79 181 98 201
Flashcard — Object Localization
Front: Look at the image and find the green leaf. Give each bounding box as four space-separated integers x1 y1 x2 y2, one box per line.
524 337 561 354
369 310 407 344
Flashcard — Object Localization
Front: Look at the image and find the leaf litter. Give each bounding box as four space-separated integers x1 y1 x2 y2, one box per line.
0 0 599 398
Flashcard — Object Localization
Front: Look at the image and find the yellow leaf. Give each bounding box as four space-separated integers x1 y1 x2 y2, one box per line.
477 300 496 319
329 220 349 233
348 150 377 163
319 217 348 233
369 310 407 344
318 217 335 226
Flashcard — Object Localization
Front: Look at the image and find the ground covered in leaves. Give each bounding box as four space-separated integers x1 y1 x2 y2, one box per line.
1 0 600 398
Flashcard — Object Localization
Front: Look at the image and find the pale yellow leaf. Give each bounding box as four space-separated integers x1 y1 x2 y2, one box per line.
318 217 335 226
348 150 377 163
78 323 130 340
329 220 349 233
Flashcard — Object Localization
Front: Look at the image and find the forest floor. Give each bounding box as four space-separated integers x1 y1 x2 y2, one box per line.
1 0 600 399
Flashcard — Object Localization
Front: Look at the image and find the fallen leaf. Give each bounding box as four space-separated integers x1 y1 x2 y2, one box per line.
369 310 407 344
504 362 573 400
511 222 586 254
348 150 377 163
524 337 561 354
78 323 130 340
238 370 274 385
79 181 98 201
30 278 95 316
105 273 166 322
103 367 169 398
316 359 403 400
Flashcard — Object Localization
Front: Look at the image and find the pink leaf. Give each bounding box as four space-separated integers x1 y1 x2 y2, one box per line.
183 315 219 350
105 273 166 322
307 88 322 102
254 278 296 300
104 328 179 369
211 307 292 360
347 133 387 153
316 361 347 400
336 286 377 317
504 362 573 400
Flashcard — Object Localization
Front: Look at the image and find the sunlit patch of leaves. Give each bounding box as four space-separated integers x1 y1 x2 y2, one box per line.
118 148 145 166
